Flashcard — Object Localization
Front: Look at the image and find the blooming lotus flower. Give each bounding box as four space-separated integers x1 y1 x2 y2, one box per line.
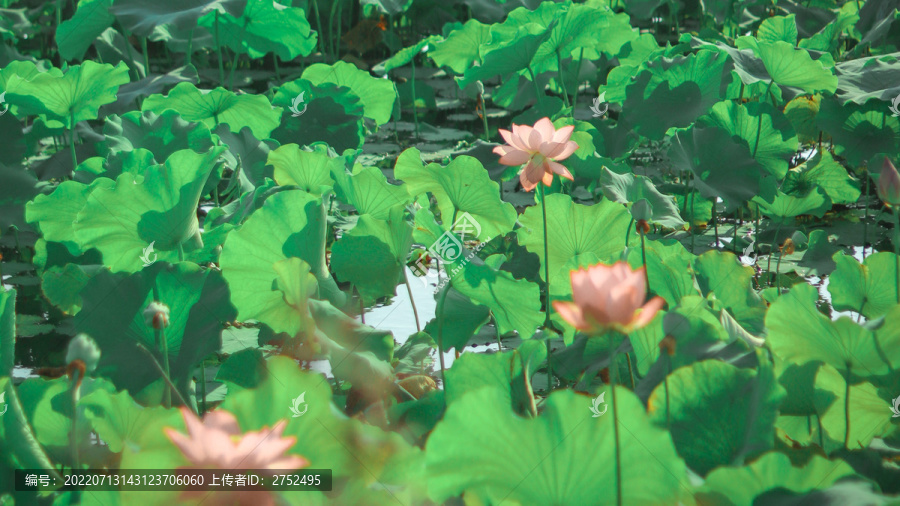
493 117 578 192
877 158 900 208
165 407 309 471
552 261 665 334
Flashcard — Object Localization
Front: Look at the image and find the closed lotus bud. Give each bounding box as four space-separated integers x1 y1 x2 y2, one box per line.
143 301 170 330
65 333 101 374
877 158 900 207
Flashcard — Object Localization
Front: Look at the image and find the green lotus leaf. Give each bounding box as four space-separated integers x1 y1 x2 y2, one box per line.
751 177 832 224
692 38 837 96
0 61 63 119
213 124 279 191
56 0 114 61
626 237 696 308
444 340 546 417
6 61 129 128
416 210 542 338
669 124 768 211
143 82 282 139
758 15 799 45
783 95 821 143
782 151 860 205
816 97 900 166
377 35 442 74
110 0 246 38
269 143 339 196
25 179 111 258
429 19 491 74
516 193 632 288
219 189 344 334
40 263 102 315
331 205 413 304
72 147 225 273
198 0 316 60
694 451 860 506
600 167 687 230
271 78 366 151
766 283 900 377
457 20 555 89
0 287 12 375
80 388 169 453
427 387 688 504
648 358 785 476
101 110 215 163
395 148 516 241
693 250 767 333
834 53 900 104
73 262 236 396
699 100 798 179
423 285 491 352
622 50 729 140
828 251 899 319
814 364 898 453
332 165 412 220
301 61 397 126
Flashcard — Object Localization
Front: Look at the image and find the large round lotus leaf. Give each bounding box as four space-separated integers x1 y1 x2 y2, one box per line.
622 50 729 140
395 147 516 241
647 359 785 476
751 176 832 225
6 61 130 128
301 61 397 126
600 167 687 230
331 205 413 304
423 285 491 352
429 19 491 74
72 148 224 273
699 100 798 180
72 261 236 396
332 165 412 220
766 283 900 377
828 251 899 319
814 363 898 453
269 143 339 196
426 387 688 505
457 21 555 89
197 0 316 60
516 193 631 288
816 97 900 167
415 209 542 338
110 0 246 39
271 79 366 152
626 237 696 308
143 82 282 139
79 388 169 454
694 451 860 506
55 0 114 61
669 124 768 211
781 150 860 206
101 110 215 163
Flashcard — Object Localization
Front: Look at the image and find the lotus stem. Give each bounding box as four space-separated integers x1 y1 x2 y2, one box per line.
610 338 623 506
403 268 421 332
411 59 420 140
556 50 570 109
69 111 77 169
274 55 281 81
572 48 584 113
198 360 207 416
712 203 719 248
310 0 325 59
495 317 502 351
480 92 490 142
844 364 851 448
215 12 225 86
527 65 543 108
141 37 150 78
640 229 649 294
766 224 782 287
137 343 188 408
664 354 671 430
538 184 554 389
862 170 869 260
752 81 773 159
185 27 194 67
69 370 80 471
437 285 449 386
625 352 635 389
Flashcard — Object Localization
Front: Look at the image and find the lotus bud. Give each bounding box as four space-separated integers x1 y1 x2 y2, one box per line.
66 333 101 374
877 158 900 208
143 301 170 330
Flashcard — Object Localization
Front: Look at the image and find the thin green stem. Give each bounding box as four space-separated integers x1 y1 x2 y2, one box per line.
844 365 851 448
198 360 207 416
215 12 225 86
411 60 420 140
625 352 635 389
862 170 869 260
572 48 584 113
137 343 188 408
185 27 194 67
69 371 81 471
437 285 449 386
752 81 774 159
610 338 623 506
495 317 502 351
403 268 421 332
556 50 570 109
480 91 490 142
140 37 150 78
640 230 649 294
69 111 77 168
538 184 553 389
527 65 543 108
766 224 783 287
310 0 325 59
229 51 239 91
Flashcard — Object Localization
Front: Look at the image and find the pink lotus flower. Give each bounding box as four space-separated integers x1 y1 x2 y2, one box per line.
165 407 309 470
493 117 578 192
552 261 665 334
877 157 900 208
